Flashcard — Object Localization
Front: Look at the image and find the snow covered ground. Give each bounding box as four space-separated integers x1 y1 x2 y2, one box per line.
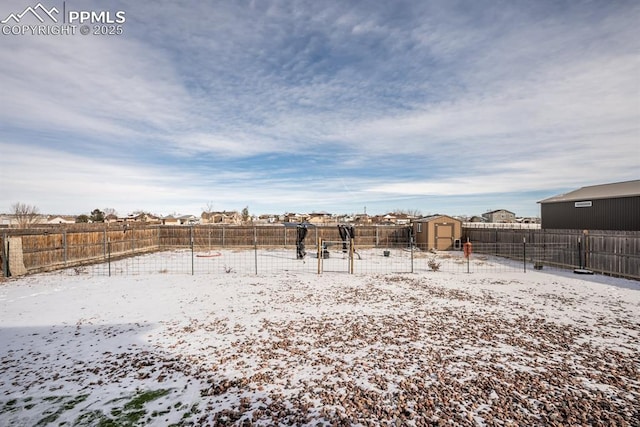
1 252 639 426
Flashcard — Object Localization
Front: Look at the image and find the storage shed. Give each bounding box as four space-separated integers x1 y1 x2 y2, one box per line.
412 215 462 251
538 180 640 231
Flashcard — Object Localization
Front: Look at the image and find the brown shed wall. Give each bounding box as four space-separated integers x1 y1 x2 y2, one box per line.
413 216 462 250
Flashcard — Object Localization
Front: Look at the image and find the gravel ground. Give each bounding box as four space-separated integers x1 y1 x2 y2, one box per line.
1 267 639 426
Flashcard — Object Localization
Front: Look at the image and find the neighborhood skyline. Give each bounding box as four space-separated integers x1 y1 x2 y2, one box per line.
1 1 638 217
0 204 532 220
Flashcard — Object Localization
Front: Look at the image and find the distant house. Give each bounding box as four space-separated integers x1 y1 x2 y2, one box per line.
394 213 413 225
308 211 332 225
201 211 242 225
0 215 14 227
46 215 75 225
283 213 306 223
0 214 46 227
104 214 119 224
412 215 462 251
538 180 640 231
371 213 396 225
517 217 540 224
468 216 486 223
178 215 198 225
255 214 278 224
125 213 160 224
353 213 371 224
482 209 516 223
162 215 180 225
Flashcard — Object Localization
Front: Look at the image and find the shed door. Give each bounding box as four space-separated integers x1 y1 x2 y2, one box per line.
435 224 453 250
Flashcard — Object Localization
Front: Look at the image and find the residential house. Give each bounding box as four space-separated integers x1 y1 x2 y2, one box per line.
104 214 120 224
162 215 181 225
178 215 198 225
353 213 372 224
482 209 516 223
124 213 161 223
308 211 333 225
46 215 76 225
201 211 242 225
283 213 307 223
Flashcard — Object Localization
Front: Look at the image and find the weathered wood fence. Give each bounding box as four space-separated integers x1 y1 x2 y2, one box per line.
462 228 640 279
2 225 637 279
1 225 410 276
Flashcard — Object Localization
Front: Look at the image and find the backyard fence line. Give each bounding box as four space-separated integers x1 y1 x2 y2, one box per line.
463 222 541 230
1 226 638 279
0 225 412 277
463 228 640 279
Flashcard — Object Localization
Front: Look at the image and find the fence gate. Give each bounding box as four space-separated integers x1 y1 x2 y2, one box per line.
317 239 355 273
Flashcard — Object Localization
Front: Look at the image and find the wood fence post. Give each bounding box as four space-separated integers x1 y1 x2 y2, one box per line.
1 233 7 277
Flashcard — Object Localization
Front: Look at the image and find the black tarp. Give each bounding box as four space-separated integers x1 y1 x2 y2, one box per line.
337 225 355 253
296 225 308 259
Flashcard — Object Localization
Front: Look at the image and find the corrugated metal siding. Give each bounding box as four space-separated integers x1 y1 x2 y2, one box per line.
541 196 640 230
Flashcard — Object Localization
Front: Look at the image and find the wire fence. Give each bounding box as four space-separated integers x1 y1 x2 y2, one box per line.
2 225 637 278
56 241 573 277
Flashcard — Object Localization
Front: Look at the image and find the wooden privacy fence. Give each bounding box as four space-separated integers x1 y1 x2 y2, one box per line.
3 225 637 279
1 226 160 276
462 228 640 279
1 225 411 276
159 225 411 249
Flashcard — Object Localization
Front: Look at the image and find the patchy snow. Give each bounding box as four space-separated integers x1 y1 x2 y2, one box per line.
1 251 639 426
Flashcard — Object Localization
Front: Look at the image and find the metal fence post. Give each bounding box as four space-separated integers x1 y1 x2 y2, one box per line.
349 238 354 274
108 240 111 277
254 227 258 275
190 226 194 276
410 236 414 273
317 238 322 275
523 237 527 272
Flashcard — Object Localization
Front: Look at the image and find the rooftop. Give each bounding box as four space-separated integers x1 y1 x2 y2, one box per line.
539 180 640 204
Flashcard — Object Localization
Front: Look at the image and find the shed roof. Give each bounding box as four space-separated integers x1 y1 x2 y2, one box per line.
539 180 640 204
413 214 460 223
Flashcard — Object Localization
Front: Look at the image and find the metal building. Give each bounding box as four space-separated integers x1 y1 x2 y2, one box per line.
538 180 640 230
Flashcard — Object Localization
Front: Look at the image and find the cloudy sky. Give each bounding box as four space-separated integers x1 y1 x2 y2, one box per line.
1 0 638 217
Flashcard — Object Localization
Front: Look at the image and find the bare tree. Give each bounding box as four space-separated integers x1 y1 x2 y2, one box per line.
203 201 215 214
393 208 423 217
11 202 41 228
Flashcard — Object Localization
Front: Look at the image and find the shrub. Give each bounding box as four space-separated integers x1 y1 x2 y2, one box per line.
428 258 441 272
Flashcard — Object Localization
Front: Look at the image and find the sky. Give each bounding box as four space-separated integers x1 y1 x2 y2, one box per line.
0 0 638 218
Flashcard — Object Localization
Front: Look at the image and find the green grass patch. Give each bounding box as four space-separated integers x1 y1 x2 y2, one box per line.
0 389 187 427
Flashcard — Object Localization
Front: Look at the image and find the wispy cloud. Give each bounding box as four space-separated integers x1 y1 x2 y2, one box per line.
1 0 637 216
